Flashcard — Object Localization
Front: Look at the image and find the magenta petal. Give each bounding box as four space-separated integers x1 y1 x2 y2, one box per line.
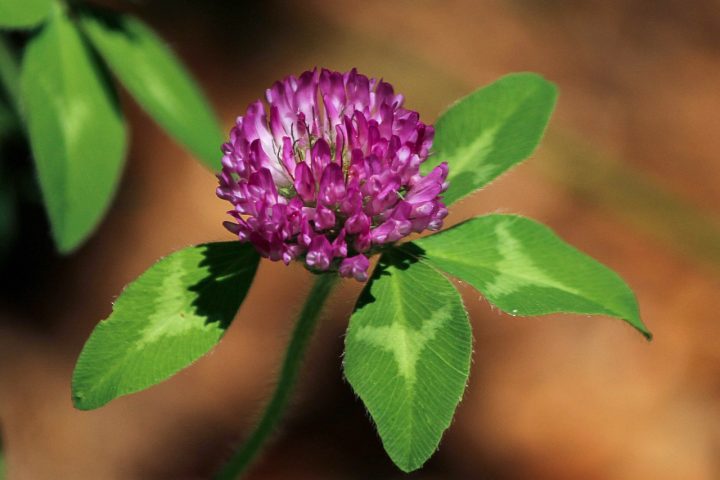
269 105 286 139
339 254 370 282
306 235 332 271
311 138 332 178
406 162 448 204
345 212 370 234
281 136 296 177
293 162 315 202
315 205 336 230
318 163 346 206
300 217 314 247
332 229 347 257
334 124 346 163
248 168 278 201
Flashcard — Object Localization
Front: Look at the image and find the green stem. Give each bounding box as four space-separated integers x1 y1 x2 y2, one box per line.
214 273 338 480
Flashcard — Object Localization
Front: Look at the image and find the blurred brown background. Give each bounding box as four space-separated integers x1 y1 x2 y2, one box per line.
1 0 720 478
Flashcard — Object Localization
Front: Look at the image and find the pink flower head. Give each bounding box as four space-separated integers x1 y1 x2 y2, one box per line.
217 68 449 281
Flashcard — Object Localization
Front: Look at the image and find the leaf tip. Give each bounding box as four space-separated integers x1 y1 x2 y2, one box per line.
71 382 110 411
70 390 91 411
396 463 420 474
55 235 82 255
637 324 653 342
388 450 426 474
50 218 95 254
623 310 652 341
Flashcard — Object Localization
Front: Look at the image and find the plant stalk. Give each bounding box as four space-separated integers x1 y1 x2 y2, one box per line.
214 273 338 480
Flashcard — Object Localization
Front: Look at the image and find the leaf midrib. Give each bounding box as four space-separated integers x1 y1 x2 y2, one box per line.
74 250 252 408
386 260 417 464
436 78 540 162
417 248 626 318
35 11 84 239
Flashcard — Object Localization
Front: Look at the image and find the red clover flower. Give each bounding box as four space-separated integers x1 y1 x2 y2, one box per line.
216 68 449 281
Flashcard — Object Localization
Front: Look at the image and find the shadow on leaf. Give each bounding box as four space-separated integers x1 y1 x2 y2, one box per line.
187 242 259 330
354 243 427 312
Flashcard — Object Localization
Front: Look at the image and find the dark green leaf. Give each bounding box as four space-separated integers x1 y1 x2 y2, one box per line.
0 36 20 110
72 242 260 410
0 97 17 139
20 5 127 252
0 160 16 256
0 0 52 29
79 10 223 170
426 73 557 205
410 214 651 338
344 250 472 472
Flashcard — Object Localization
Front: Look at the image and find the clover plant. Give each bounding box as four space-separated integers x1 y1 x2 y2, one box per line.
71 68 650 478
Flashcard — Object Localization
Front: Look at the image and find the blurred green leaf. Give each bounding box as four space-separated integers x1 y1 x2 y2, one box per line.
0 97 16 139
20 5 127 253
0 164 16 256
0 0 52 29
72 242 260 410
344 249 472 472
426 73 557 205
79 10 223 170
0 98 19 257
0 36 20 110
411 214 651 338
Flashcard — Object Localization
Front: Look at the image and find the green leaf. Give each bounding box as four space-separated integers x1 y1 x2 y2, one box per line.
0 96 17 139
344 250 472 472
426 73 558 205
0 161 16 256
72 242 260 410
20 5 127 253
0 0 52 29
410 214 651 338
79 10 223 170
0 36 20 109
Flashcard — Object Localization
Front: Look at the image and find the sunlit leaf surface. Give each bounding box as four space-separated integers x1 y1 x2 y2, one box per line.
426 73 557 205
72 242 259 410
344 250 472 472
411 214 651 338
